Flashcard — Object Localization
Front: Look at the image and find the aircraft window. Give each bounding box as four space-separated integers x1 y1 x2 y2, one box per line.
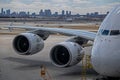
102 30 109 35
110 30 120 35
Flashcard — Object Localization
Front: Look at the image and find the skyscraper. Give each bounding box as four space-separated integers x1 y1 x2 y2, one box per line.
1 8 4 15
39 9 44 16
27 11 30 16
62 10 65 16
6 9 10 16
66 11 68 16
54 12 58 16
69 11 71 16
44 9 51 16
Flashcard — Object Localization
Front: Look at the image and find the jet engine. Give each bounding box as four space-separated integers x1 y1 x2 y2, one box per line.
13 33 44 55
50 42 84 67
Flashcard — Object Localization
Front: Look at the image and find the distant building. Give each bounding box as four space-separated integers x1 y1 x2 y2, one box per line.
94 12 99 16
54 12 58 16
27 11 30 16
3 11 5 15
62 10 65 16
1 8 4 15
31 12 36 18
39 9 44 16
69 11 71 16
44 9 52 16
11 12 18 17
6 9 11 16
86 13 90 16
66 11 69 16
19 11 27 17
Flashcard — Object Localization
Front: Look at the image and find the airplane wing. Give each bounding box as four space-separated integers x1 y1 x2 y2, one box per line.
3 25 97 67
6 25 96 41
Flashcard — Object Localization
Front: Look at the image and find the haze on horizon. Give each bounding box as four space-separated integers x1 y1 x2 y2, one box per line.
0 0 120 14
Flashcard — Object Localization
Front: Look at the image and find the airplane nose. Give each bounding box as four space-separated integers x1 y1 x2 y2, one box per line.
91 38 120 77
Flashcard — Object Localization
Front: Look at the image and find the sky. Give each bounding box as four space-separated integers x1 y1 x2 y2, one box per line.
0 0 120 14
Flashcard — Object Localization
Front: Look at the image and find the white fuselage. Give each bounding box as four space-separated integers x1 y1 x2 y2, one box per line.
92 34 120 77
91 5 120 77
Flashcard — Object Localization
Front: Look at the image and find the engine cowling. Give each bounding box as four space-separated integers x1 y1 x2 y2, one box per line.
13 33 44 55
50 42 84 67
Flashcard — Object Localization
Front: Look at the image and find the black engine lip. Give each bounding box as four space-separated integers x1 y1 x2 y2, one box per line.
50 43 72 67
13 34 31 55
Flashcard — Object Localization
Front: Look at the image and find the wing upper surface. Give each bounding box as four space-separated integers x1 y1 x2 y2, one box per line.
6 25 96 41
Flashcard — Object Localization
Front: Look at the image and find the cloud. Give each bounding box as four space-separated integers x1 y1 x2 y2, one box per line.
52 0 69 3
72 2 120 14
0 0 11 3
73 0 91 4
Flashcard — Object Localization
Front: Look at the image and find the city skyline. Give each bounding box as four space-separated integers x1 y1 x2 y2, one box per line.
0 8 73 17
0 0 119 14
0 7 108 18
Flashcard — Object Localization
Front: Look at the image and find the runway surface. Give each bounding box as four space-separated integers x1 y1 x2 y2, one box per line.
0 33 98 80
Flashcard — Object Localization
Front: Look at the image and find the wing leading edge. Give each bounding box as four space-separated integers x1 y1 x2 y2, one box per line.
6 25 96 41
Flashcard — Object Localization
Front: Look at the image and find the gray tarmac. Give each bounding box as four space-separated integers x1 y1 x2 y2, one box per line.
0 33 98 80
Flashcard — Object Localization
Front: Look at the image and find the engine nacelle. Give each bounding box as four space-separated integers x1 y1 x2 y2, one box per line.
13 33 44 55
50 42 84 67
